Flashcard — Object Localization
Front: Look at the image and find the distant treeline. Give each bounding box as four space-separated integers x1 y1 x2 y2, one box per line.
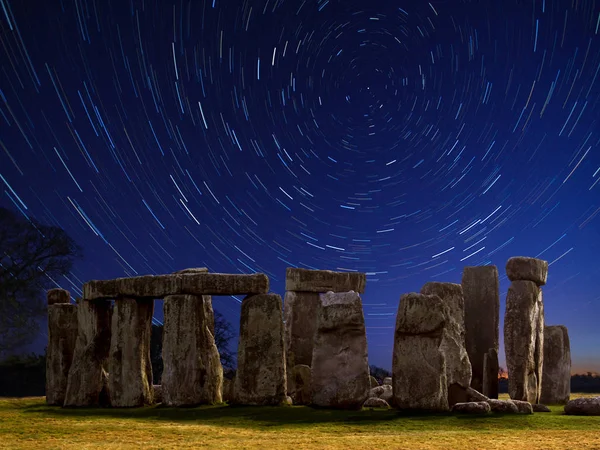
1 354 598 398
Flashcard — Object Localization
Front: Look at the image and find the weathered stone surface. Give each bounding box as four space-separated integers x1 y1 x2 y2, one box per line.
288 364 312 405
421 282 472 406
540 325 571 405
564 397 600 416
234 294 286 405
483 348 499 399
222 378 234 403
174 267 209 274
465 387 489 402
161 294 223 406
393 293 449 412
283 291 320 392
504 280 544 403
486 399 519 413
369 385 393 403
285 268 366 293
84 273 269 300
370 376 379 388
462 266 499 394
281 396 293 406
512 400 534 414
311 291 369 409
153 385 162 403
363 397 390 408
452 402 491 414
64 300 112 407
532 403 551 412
383 377 392 386
506 257 548 286
172 269 215 336
108 297 154 407
46 302 78 405
47 288 71 305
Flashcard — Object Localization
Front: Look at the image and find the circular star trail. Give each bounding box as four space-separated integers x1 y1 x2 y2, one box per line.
1 0 599 370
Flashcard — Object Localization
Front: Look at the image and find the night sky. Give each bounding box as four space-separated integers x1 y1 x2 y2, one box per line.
1 0 599 373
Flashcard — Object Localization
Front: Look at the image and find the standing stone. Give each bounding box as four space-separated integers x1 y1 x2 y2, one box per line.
311 291 369 409
540 325 571 405
421 282 472 406
161 294 223 406
462 266 499 394
504 279 544 403
108 297 154 407
483 348 499 399
288 364 312 405
234 294 286 405
392 293 449 412
283 290 320 391
46 290 78 406
173 268 214 336
64 299 112 407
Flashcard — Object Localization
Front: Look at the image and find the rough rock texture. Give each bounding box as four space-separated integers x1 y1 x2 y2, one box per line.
234 294 287 405
532 404 551 412
288 364 312 405
311 291 369 409
47 288 71 305
483 348 499 399
172 269 214 336
108 297 154 407
466 387 489 402
421 282 472 406
392 293 449 412
153 385 162 403
281 396 293 406
174 268 209 274
84 273 269 300
363 397 390 408
161 294 223 406
452 402 491 414
504 280 544 403
383 377 392 386
285 268 366 293
283 291 320 391
540 325 571 405
486 399 519 413
64 299 112 407
564 397 600 416
46 302 79 405
222 378 234 403
506 257 548 286
462 265 499 395
370 376 379 388
512 400 534 414
369 385 393 403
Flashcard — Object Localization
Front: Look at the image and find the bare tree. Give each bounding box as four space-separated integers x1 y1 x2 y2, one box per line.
0 207 81 359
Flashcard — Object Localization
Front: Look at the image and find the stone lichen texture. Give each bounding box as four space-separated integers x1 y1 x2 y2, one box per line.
540 325 571 405
285 268 366 293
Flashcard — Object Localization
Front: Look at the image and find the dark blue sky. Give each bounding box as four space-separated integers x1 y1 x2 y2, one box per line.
1 0 598 373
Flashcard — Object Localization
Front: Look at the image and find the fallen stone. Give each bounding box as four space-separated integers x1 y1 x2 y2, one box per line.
506 257 548 286
311 291 370 409
532 404 551 412
564 397 600 416
288 364 312 405
466 387 489 402
47 288 71 305
153 385 162 403
363 397 390 408
483 348 499 399
383 377 392 386
451 402 491 414
369 385 393 403
462 265 499 395
281 396 293 406
83 273 269 300
285 268 366 293
46 300 78 406
370 376 379 388
392 293 449 412
504 280 544 403
161 294 223 406
108 297 154 407
540 325 571 405
486 399 519 414
234 294 287 406
64 299 112 407
512 400 534 414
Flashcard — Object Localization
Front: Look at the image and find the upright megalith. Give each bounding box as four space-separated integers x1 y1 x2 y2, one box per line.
420 282 472 406
392 293 449 411
462 266 499 395
64 299 112 407
540 325 571 405
108 297 154 407
283 291 320 371
234 293 287 405
483 348 499 399
504 257 546 404
46 289 78 406
161 294 223 406
311 291 369 409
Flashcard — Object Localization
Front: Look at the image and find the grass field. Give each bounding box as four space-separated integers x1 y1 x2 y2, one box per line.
0 393 598 449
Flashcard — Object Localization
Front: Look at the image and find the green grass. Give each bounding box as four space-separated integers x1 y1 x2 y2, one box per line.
0 393 598 449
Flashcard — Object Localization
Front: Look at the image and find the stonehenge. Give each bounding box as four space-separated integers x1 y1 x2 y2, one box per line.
540 325 571 405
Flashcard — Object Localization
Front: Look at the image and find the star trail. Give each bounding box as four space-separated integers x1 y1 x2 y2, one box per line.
1 0 599 372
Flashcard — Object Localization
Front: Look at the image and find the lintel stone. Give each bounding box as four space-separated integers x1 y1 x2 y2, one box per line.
285 268 366 293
